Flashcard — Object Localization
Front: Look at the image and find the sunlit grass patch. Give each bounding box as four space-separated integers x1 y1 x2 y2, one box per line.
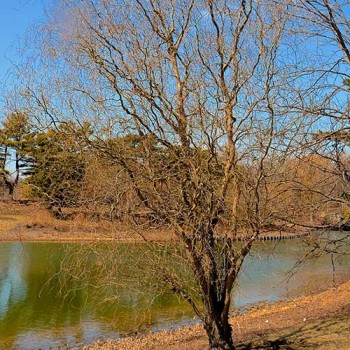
0 214 24 232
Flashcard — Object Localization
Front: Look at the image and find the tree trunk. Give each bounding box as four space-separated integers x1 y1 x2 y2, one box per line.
204 317 235 350
3 176 14 198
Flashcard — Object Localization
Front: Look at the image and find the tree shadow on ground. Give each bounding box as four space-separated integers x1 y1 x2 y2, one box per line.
237 315 350 350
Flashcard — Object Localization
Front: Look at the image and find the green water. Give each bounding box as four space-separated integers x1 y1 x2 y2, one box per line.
0 238 348 349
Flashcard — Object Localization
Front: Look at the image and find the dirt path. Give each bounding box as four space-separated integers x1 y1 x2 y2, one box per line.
82 280 350 350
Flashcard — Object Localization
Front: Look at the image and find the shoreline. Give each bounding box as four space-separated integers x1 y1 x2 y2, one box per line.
0 226 313 243
80 280 350 349
0 201 316 243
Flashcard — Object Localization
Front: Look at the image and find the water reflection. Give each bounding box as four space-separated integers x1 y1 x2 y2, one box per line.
0 244 27 319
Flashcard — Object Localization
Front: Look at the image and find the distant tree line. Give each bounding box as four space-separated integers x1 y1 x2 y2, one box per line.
1 110 348 230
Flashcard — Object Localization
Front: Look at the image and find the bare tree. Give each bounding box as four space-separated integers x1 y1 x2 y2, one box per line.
269 0 350 262
295 0 350 170
12 1 310 349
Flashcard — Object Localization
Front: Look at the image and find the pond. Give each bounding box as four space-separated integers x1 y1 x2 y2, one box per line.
0 236 349 349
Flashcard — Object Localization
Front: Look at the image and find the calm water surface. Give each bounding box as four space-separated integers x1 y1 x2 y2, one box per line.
0 237 349 349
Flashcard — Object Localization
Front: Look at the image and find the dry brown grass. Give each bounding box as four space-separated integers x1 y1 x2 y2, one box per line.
0 214 24 231
0 201 305 243
0 201 113 240
0 201 177 242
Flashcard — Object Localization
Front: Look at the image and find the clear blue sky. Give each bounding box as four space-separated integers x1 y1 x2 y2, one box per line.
0 0 50 84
